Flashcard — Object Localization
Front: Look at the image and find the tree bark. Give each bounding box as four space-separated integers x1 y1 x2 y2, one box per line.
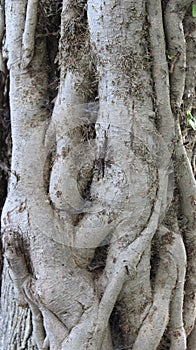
0 1 195 349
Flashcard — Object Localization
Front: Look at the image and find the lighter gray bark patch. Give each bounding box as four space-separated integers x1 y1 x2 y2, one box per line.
0 0 195 349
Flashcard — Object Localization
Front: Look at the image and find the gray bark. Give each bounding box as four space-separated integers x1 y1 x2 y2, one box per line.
0 0 195 349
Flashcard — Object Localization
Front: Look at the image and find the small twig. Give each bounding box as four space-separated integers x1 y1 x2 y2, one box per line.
169 51 181 73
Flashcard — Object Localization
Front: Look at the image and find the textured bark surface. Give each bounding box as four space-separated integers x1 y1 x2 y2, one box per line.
0 0 195 349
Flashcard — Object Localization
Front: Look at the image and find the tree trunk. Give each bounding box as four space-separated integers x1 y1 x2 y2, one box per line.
0 1 195 349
